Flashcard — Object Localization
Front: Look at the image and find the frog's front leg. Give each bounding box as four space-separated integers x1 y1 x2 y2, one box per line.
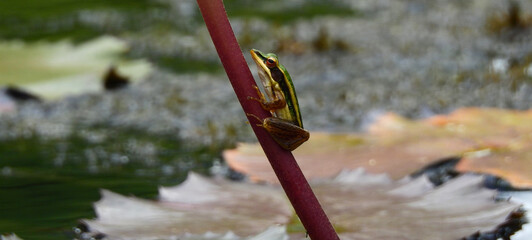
248 85 286 112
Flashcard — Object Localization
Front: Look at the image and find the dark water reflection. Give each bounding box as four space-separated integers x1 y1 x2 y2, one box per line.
0 133 218 239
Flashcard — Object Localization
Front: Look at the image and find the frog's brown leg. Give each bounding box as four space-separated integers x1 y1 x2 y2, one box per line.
248 85 286 111
247 86 265 103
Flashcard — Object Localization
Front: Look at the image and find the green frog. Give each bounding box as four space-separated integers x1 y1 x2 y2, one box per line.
247 49 310 151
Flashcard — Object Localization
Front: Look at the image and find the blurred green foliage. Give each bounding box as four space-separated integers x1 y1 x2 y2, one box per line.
225 0 358 23
0 0 166 42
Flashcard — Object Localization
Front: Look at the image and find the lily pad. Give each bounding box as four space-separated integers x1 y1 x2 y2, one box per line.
82 171 524 240
0 36 152 100
225 108 532 188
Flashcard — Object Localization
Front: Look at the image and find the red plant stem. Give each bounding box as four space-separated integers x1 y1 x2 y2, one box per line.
196 1 339 239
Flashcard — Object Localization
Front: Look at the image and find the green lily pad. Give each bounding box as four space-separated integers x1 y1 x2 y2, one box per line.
0 36 152 99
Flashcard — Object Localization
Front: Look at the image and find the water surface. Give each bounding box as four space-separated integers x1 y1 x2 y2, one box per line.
0 131 218 239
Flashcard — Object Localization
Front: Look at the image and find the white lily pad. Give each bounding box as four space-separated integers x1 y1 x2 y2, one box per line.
82 171 524 240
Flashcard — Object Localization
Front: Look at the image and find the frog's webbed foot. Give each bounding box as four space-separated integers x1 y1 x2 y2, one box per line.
247 85 264 102
248 85 286 111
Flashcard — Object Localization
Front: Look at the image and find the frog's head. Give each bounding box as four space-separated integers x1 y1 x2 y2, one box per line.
250 49 279 70
250 49 278 93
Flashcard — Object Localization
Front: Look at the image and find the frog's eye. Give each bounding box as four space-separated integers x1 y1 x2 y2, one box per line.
265 57 277 68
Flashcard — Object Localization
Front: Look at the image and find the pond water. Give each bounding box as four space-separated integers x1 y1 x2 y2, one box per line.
0 131 219 239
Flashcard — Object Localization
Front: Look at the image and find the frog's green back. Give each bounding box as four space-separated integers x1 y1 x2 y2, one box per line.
271 63 303 128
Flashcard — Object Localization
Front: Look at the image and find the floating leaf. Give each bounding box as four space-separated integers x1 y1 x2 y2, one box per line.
0 36 152 99
225 108 532 187
83 173 291 239
82 171 525 240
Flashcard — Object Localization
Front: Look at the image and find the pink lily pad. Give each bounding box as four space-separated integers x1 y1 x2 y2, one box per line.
226 108 532 187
